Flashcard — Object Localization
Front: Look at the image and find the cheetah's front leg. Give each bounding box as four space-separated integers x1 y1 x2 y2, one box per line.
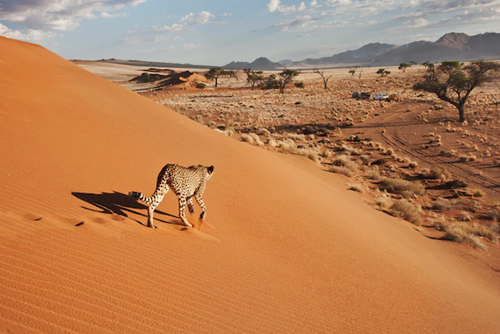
195 194 207 223
178 197 193 228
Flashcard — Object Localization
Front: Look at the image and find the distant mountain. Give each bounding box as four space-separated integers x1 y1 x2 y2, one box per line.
370 32 500 65
294 43 398 67
222 57 281 70
278 59 294 66
284 32 500 68
435 32 470 50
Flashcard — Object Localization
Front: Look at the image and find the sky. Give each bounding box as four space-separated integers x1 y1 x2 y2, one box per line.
1 0 500 66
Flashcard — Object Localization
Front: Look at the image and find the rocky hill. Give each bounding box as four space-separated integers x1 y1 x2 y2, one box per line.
222 57 282 70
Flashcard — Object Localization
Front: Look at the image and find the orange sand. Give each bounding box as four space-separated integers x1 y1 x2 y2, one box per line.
1 36 500 333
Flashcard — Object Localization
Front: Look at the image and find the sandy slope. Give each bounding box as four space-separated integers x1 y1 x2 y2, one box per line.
1 36 499 333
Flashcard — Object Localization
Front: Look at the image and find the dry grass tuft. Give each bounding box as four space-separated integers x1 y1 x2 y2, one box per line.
442 222 500 249
347 183 364 193
241 133 264 146
331 155 359 172
420 166 452 181
432 198 451 211
390 200 422 225
471 189 485 198
366 169 382 181
276 139 319 163
330 166 354 177
375 192 392 209
379 177 426 196
241 133 255 143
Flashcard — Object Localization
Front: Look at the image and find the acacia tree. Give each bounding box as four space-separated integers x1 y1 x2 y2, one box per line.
204 67 237 87
377 68 391 77
277 69 300 94
398 63 411 73
314 68 332 89
244 68 264 90
413 60 500 122
204 67 222 87
422 61 436 80
348 67 358 77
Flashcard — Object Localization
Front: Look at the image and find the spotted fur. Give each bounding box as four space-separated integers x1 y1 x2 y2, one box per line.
129 164 214 228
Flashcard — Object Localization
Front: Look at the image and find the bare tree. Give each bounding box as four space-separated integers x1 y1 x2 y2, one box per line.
413 60 500 122
314 68 332 89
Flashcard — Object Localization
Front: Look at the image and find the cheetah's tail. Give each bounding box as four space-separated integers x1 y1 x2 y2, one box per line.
128 191 153 205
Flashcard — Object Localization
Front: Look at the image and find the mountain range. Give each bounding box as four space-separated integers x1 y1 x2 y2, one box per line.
222 32 500 70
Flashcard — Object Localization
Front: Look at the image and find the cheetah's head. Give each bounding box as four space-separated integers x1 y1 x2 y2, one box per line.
206 165 215 180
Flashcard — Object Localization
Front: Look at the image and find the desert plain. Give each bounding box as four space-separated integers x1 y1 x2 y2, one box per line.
1 36 500 333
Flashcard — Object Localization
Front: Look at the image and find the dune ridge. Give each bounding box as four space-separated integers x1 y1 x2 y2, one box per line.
1 36 500 333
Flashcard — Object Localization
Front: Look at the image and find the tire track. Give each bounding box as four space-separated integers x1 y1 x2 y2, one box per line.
375 125 500 193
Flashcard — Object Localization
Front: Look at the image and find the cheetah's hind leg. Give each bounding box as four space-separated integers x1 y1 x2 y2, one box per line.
178 196 193 228
187 197 195 214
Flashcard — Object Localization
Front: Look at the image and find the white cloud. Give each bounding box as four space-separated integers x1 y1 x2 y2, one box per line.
0 22 56 41
180 11 215 25
150 23 185 32
0 0 147 40
267 0 309 14
324 0 352 6
404 17 430 28
146 11 215 34
274 15 318 31
122 32 182 44
100 12 129 19
169 43 205 50
268 0 281 12
154 35 182 42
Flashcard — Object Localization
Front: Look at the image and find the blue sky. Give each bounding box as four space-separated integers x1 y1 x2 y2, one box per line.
1 0 500 65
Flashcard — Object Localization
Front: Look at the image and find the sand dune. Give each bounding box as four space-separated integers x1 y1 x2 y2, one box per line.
1 36 500 333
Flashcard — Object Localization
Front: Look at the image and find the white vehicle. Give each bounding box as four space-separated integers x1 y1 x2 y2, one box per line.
373 93 389 100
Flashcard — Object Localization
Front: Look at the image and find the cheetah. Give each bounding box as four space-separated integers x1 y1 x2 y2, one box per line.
129 164 214 229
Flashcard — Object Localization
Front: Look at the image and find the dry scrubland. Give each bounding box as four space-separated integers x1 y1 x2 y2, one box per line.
134 67 500 250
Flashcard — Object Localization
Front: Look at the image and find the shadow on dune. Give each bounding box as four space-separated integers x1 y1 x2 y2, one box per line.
72 191 183 227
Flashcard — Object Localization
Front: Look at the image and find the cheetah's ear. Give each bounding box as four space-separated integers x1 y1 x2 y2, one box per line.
208 165 214 174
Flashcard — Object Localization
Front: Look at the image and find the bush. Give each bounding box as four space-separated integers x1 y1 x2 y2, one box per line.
390 200 422 225
294 82 305 88
196 82 206 89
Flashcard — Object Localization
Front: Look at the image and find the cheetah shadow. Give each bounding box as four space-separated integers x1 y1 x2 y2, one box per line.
71 191 185 227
